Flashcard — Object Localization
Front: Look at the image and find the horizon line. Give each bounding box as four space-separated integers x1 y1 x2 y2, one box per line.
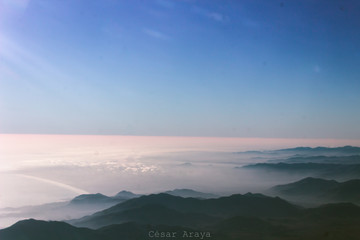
1 133 360 141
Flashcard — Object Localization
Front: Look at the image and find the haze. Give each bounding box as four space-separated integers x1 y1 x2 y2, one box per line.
1 134 359 209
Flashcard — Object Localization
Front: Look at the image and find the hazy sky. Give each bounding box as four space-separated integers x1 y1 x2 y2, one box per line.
1 0 360 138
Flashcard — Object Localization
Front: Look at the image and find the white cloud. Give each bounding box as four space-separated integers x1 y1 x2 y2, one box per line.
191 6 228 22
143 28 170 40
16 174 89 195
208 12 225 22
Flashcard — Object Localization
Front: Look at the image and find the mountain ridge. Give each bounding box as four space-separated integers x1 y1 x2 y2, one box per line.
271 177 360 205
69 193 301 229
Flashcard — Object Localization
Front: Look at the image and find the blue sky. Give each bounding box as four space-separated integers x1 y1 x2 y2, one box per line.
1 0 360 138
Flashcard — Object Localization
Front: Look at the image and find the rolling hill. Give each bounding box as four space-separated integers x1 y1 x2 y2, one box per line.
2 200 360 240
69 193 301 229
270 177 360 205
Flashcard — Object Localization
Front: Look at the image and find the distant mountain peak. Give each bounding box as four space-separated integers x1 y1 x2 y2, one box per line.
69 193 122 206
271 177 360 205
71 193 110 202
69 192 300 229
117 190 133 194
114 190 140 199
296 177 338 184
163 189 219 199
239 146 360 155
243 192 268 198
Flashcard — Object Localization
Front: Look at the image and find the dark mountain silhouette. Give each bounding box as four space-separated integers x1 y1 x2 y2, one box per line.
276 146 360 154
269 155 360 164
0 220 202 240
3 201 360 240
98 222 197 240
304 202 360 220
238 146 360 156
271 146 360 156
271 177 338 196
322 179 360 202
71 191 140 205
240 147 360 182
74 204 220 229
113 191 141 199
163 189 218 199
243 163 360 179
210 216 290 239
271 177 360 205
0 219 105 240
69 193 300 229
70 193 119 205
0 190 141 225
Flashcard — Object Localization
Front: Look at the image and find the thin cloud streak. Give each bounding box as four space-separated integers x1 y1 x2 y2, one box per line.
143 28 170 40
16 174 89 195
0 35 72 89
191 6 228 22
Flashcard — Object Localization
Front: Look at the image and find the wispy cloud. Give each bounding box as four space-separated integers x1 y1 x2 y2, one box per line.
0 35 71 89
155 0 175 9
143 28 170 40
207 12 226 22
16 174 89 195
191 6 229 22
